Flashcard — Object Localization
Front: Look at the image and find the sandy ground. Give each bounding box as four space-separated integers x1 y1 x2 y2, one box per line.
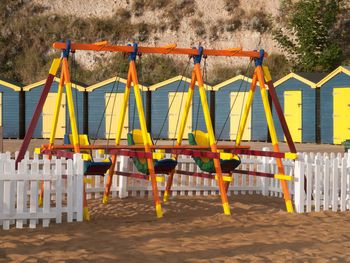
1 195 350 262
0 140 349 262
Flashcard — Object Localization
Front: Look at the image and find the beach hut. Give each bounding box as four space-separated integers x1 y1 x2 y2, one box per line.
272 72 327 143
86 77 148 140
213 75 267 142
0 78 23 138
318 66 350 144
148 75 212 140
23 78 86 138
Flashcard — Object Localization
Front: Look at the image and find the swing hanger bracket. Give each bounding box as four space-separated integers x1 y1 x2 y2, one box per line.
253 49 265 67
62 40 71 59
128 43 138 62
192 46 204 65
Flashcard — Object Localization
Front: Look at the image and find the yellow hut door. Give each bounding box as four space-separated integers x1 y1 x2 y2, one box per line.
42 93 66 138
168 92 192 139
230 92 251 141
284 90 302 143
333 87 350 144
105 93 128 139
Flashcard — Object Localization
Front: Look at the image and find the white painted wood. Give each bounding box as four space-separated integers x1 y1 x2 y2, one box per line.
306 156 312 213
340 158 347 212
118 156 128 198
332 158 339 212
294 159 304 213
324 157 330 211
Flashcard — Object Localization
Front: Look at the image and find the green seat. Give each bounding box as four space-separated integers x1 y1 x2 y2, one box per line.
127 129 177 175
188 130 241 173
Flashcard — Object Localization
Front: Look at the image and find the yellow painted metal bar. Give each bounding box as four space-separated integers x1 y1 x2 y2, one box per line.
285 153 298 159
176 70 196 145
115 74 131 145
215 175 233 182
49 58 61 75
62 58 80 154
256 65 293 213
274 174 293 181
194 63 230 215
103 67 132 205
49 69 65 146
236 71 258 146
130 60 163 218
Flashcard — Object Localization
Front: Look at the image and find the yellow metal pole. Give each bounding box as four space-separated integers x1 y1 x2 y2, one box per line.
256 65 293 213
194 63 231 215
235 71 258 146
48 68 65 149
103 68 132 204
115 76 131 145
130 60 163 218
62 57 80 154
164 69 196 202
176 70 196 145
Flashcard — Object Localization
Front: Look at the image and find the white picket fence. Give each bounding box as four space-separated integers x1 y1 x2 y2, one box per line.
0 149 349 230
0 153 84 230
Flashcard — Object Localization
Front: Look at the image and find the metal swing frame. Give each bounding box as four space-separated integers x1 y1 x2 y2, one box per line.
15 40 298 220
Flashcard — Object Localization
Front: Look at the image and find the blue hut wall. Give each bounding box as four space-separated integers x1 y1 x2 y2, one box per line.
150 79 210 140
272 78 316 143
88 81 146 139
215 79 268 141
320 71 350 144
25 81 84 138
0 82 21 138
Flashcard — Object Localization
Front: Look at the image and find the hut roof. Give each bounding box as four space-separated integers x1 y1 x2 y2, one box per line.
23 78 87 92
274 72 326 89
0 77 23 91
148 75 212 91
316 66 350 87
86 77 148 92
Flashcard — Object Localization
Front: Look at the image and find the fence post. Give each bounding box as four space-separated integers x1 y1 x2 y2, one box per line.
118 156 128 198
73 154 84 222
261 147 269 196
294 158 305 213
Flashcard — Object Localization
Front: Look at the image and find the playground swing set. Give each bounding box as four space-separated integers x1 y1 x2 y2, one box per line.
15 40 298 220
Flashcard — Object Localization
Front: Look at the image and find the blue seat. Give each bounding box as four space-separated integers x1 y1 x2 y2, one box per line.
64 134 112 176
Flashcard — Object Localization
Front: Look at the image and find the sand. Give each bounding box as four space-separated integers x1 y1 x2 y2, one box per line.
0 140 349 262
1 194 350 262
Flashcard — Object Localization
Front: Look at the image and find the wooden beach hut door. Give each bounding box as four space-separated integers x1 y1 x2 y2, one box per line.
168 92 192 139
230 92 251 141
105 93 128 139
284 90 302 143
333 87 350 144
42 93 66 138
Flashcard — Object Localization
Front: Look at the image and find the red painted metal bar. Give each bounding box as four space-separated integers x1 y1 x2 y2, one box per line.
41 145 295 159
265 80 297 153
113 171 149 180
40 148 153 159
41 144 249 150
234 169 284 179
176 169 290 180
229 148 295 159
53 42 268 58
15 73 56 168
41 149 75 159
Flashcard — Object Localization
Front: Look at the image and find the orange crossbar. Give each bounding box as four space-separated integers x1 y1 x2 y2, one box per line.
52 42 268 58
